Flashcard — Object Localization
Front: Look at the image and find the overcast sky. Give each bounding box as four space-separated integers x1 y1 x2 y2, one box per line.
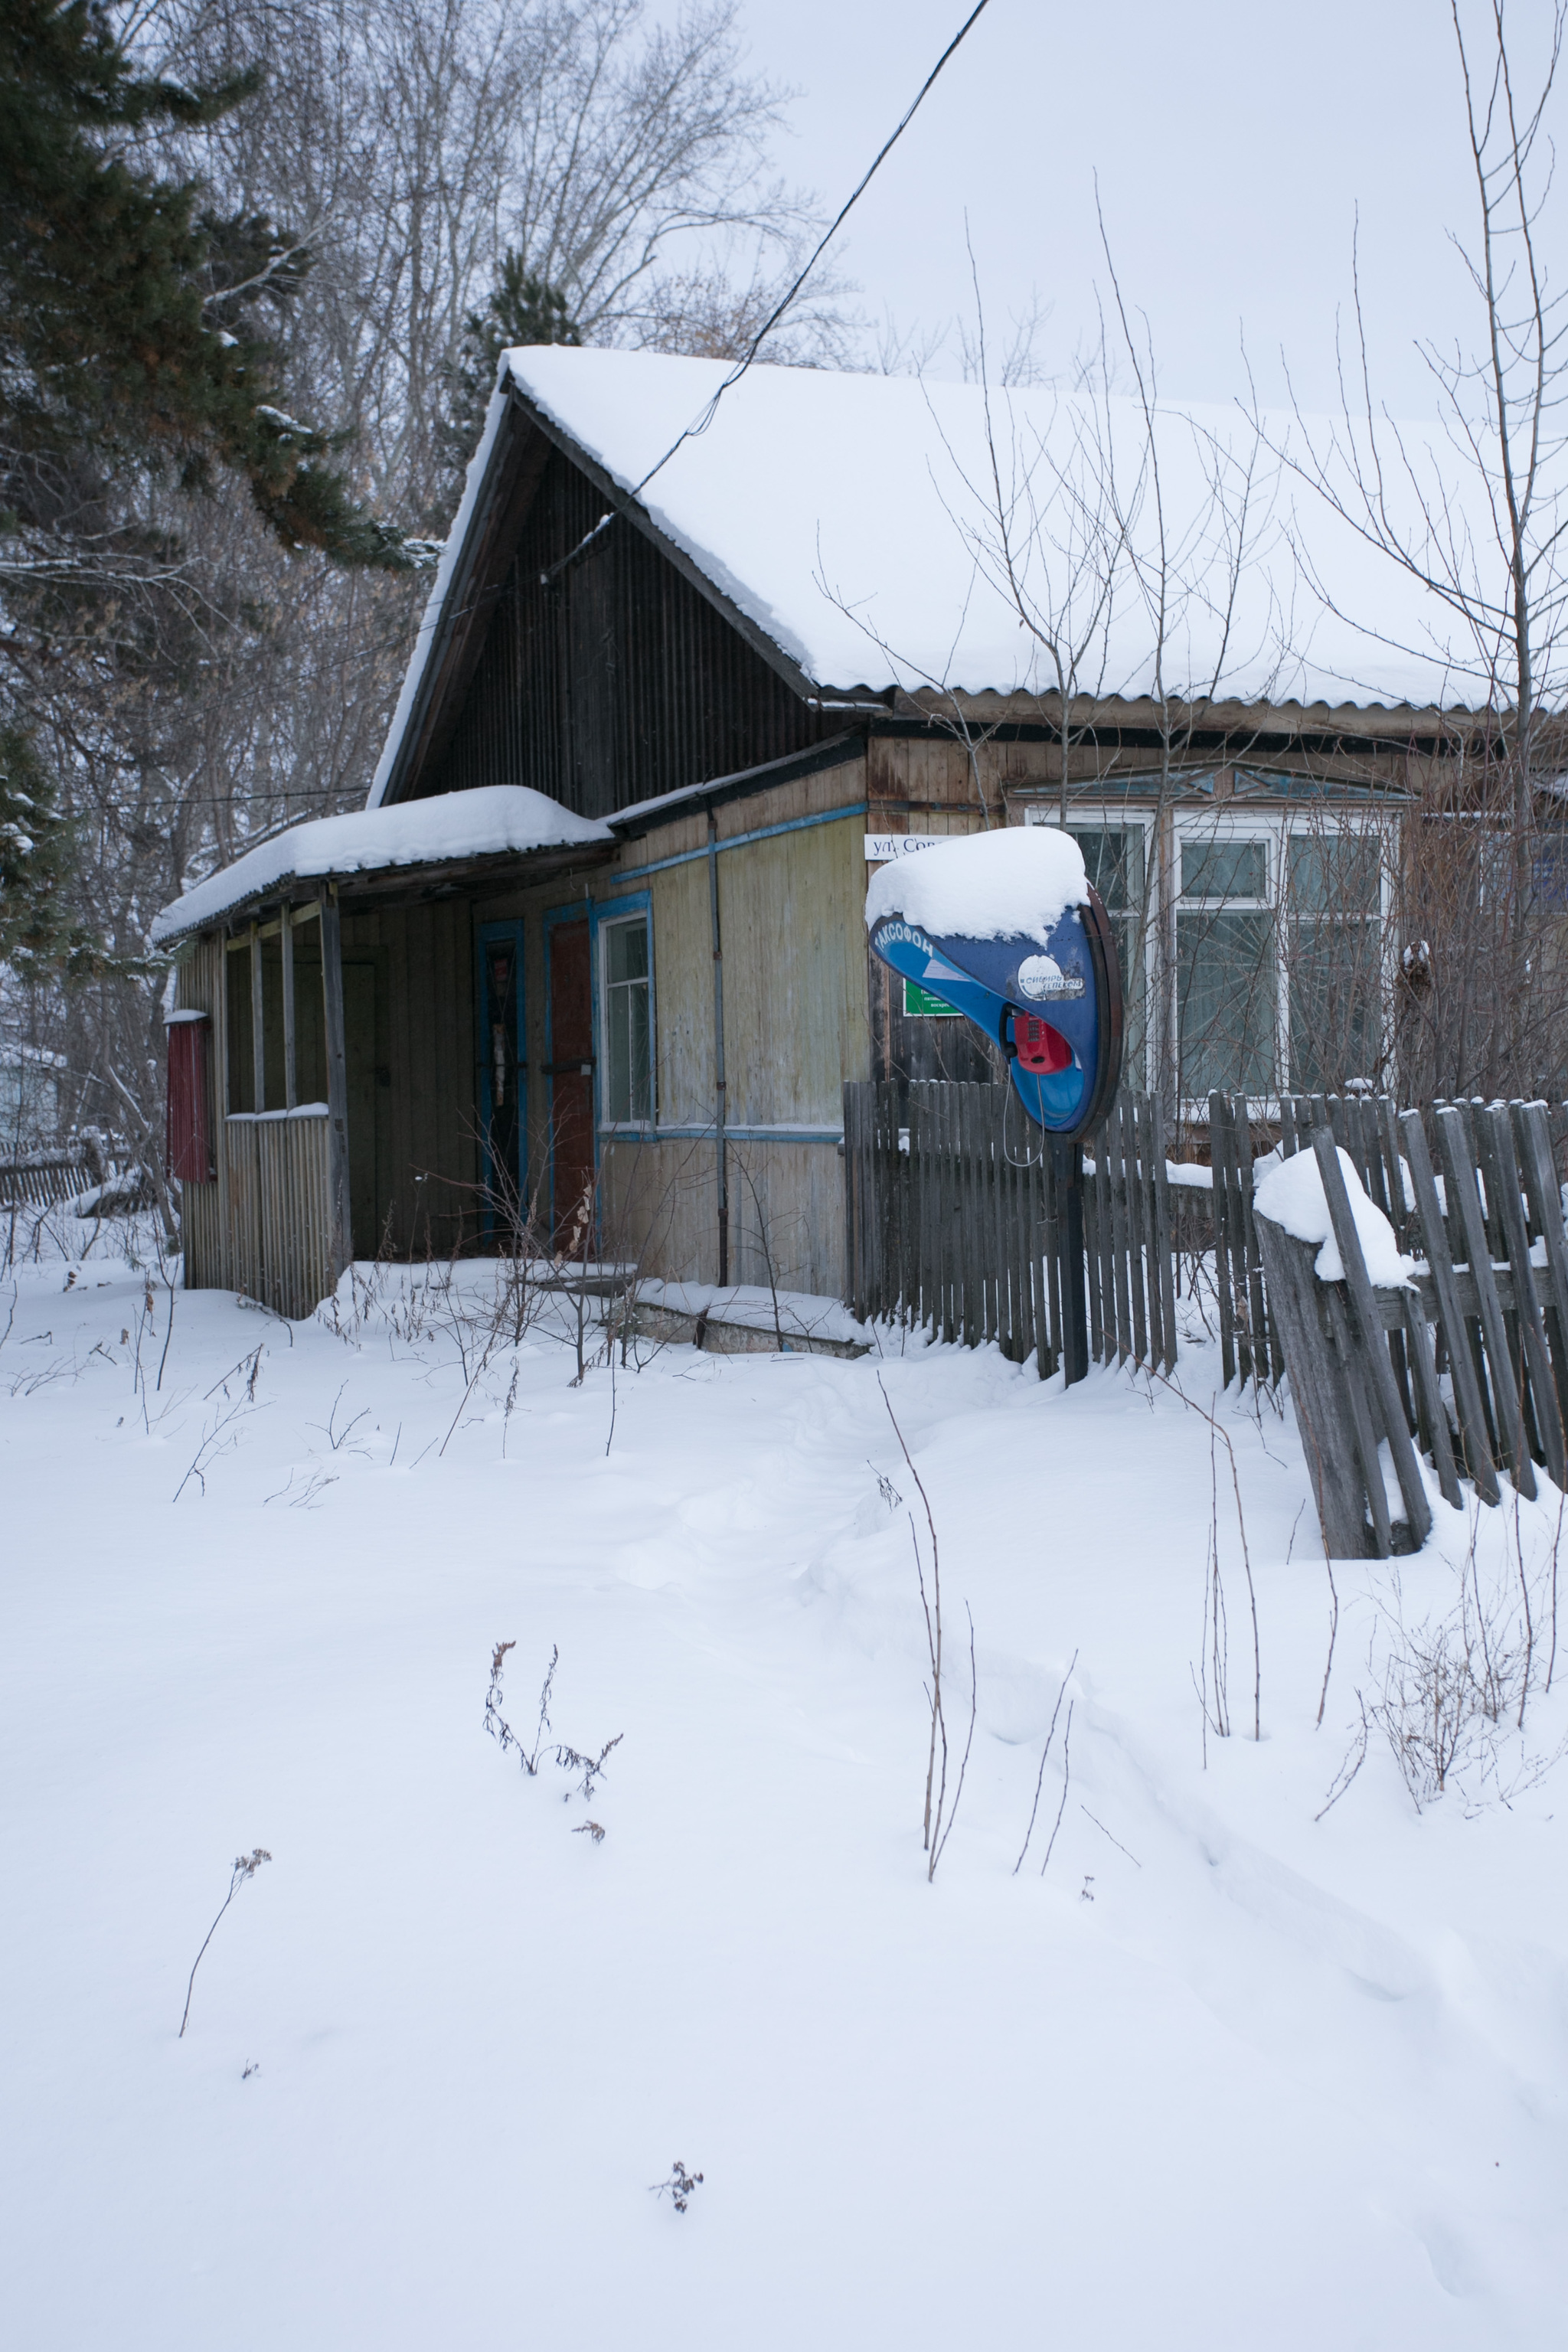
731 0 1561 419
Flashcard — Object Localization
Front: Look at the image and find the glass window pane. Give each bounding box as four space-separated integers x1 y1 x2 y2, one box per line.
1287 922 1382 1091
606 987 629 1122
629 982 651 1119
1178 909 1277 1095
1288 834 1380 915
1070 825 1143 913
1181 839 1267 902
607 920 648 984
602 916 652 1122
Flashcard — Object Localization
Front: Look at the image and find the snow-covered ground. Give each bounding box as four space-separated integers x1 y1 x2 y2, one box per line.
4 1225 1567 2349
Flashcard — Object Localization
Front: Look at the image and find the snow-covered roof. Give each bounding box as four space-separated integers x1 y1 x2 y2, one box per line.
151 786 611 943
368 349 1518 809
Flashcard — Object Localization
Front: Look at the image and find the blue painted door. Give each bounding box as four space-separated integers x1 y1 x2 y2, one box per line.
476 922 526 1233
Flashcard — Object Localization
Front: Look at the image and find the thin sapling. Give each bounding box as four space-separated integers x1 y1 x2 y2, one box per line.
178 1849 271 2038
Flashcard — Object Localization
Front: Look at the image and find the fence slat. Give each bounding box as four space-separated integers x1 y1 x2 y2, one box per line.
1436 1106 1536 1498
1312 1128 1432 1547
1208 1093 1236 1385
1398 1109 1500 1503
1516 1102 1568 1451
1481 1103 1565 1489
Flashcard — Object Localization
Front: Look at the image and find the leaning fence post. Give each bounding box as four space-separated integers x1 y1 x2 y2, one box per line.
1311 1128 1432 1548
1399 1109 1501 1505
1435 1106 1536 1501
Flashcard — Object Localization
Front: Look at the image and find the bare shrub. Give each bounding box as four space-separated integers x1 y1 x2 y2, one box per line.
483 1642 622 1802
1361 1498 1568 1811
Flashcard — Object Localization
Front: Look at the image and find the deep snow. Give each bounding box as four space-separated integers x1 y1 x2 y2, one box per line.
3 1227 1566 2350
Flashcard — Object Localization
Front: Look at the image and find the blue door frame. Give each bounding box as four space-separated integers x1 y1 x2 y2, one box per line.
475 920 527 1233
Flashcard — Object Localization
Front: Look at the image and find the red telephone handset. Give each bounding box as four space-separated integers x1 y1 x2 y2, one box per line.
1010 1011 1073 1076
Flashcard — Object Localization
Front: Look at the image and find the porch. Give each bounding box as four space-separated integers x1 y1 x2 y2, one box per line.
157 790 616 1318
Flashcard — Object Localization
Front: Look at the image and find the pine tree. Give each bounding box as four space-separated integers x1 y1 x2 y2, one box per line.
443 251 582 485
0 0 430 572
0 725 102 979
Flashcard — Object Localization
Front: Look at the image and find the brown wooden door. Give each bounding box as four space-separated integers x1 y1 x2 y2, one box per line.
548 918 595 1246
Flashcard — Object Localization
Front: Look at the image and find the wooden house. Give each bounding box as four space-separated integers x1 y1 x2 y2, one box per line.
152 350 1482 1318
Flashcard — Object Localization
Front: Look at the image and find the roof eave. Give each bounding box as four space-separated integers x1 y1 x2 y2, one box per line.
153 838 617 949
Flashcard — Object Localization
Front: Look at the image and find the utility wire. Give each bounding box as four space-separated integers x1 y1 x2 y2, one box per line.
539 0 998 586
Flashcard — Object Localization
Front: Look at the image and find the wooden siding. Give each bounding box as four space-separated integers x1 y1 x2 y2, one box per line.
338 899 477 1256
863 741 995 1084
714 815 867 1126
224 1112 333 1318
599 1134 845 1300
425 445 835 818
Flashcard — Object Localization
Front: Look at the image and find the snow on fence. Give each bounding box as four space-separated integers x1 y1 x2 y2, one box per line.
1259 1093 1568 1557
844 1080 1568 1559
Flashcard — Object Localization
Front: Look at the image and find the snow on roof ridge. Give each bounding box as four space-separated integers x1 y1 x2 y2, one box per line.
151 786 611 944
365 348 1521 818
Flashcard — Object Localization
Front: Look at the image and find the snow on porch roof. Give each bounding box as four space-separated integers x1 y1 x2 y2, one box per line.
150 786 611 944
368 348 1507 809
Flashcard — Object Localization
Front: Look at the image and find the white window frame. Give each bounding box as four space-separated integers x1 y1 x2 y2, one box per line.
1171 807 1393 1116
1030 803 1394 1114
597 906 656 1131
1026 805 1158 1095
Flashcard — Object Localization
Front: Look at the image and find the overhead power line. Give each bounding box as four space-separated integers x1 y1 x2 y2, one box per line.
539 0 998 586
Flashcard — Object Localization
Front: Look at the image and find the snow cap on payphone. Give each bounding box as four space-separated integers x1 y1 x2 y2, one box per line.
864 827 1122 1140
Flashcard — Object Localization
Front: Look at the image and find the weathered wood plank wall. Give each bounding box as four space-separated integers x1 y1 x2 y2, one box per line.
427 444 836 816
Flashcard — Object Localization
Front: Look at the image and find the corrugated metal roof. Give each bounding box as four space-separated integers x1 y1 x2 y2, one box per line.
368 350 1514 809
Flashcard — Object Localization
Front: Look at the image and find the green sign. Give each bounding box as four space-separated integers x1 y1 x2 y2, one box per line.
903 977 960 1018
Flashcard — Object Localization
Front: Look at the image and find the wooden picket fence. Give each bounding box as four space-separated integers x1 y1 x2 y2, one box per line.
841 1080 1184 1380
844 1078 1568 1555
1260 1093 1568 1553
0 1150 91 1208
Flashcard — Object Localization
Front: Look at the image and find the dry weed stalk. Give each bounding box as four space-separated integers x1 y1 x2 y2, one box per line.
1144 1367 1261 1743
878 1376 976 1881
1014 1648 1078 1874
178 1850 271 2038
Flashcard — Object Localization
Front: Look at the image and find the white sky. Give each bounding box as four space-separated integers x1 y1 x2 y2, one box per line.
732 0 1562 418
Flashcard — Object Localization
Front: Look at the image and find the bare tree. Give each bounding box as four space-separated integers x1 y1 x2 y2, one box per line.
1263 0 1568 1100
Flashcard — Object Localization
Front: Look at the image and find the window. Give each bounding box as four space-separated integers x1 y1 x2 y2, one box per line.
1028 805 1387 1107
600 911 652 1123
1026 813 1153 1088
1176 831 1277 1098
1283 833 1383 1092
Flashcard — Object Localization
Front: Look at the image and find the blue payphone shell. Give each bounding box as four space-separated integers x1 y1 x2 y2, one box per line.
868 885 1123 1141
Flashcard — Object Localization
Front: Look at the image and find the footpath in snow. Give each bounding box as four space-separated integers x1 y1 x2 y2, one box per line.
3 1230 1566 2350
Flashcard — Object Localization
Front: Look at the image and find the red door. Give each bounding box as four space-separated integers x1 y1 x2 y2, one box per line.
548 919 596 1247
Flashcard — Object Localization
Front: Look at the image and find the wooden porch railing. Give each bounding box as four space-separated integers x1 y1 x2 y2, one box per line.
224 1108 333 1319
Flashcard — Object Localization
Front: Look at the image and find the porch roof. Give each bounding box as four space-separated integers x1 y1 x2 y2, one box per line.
150 785 612 946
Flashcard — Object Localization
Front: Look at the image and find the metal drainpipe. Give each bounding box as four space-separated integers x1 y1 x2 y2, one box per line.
707 810 728 1287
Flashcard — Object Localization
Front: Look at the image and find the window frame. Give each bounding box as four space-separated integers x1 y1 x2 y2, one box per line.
595 894 656 1133
1024 806 1157 1094
1029 803 1394 1115
1171 807 1392 1116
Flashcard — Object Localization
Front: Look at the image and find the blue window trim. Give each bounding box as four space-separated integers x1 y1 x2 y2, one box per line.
542 897 593 1227
595 890 654 1135
475 918 526 1234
